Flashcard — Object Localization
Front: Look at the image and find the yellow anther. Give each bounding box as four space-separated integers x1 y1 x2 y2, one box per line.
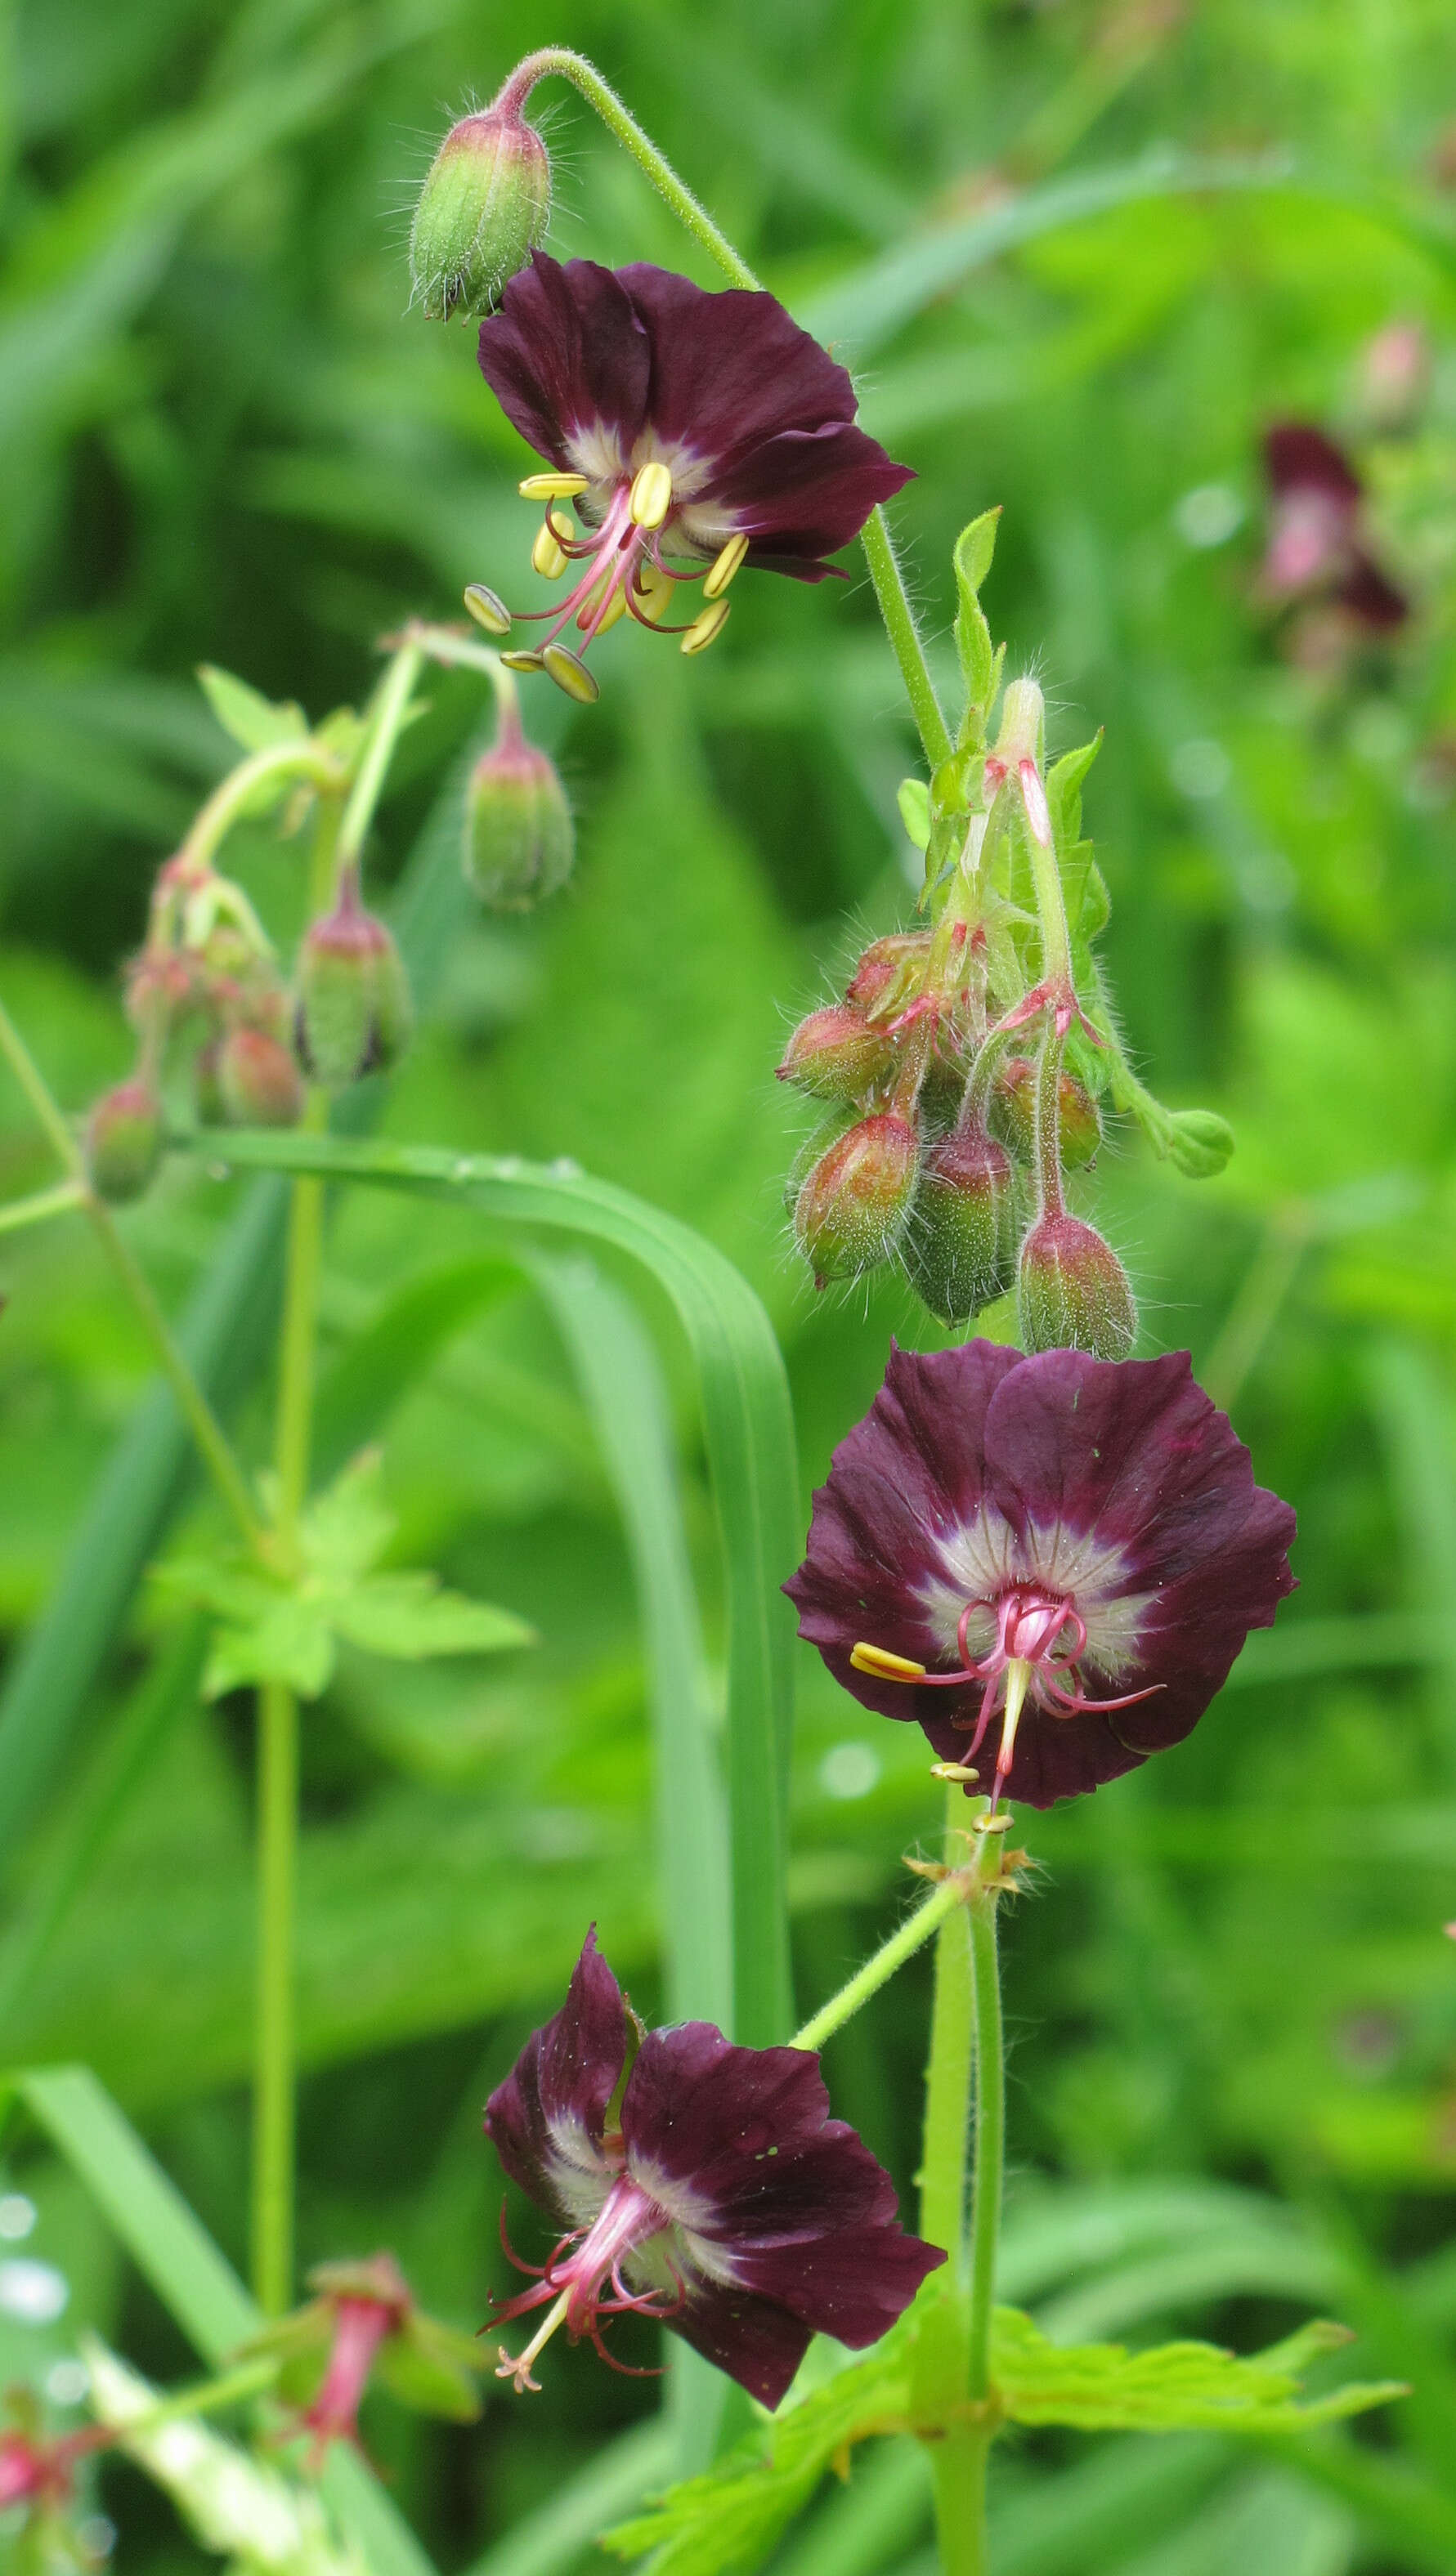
464 584 511 637
547 506 575 541
541 642 601 704
850 1642 927 1682
629 460 674 531
681 599 731 658
632 562 674 625
518 472 589 500
702 533 750 600
531 522 568 580
930 1761 980 1784
500 648 545 673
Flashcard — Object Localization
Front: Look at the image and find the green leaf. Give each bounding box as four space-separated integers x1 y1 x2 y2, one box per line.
204 1599 336 1698
897 776 930 852
991 2307 1405 2433
332 1575 533 1662
296 1449 395 1582
952 507 1001 737
375 2312 482 2422
1046 735 1102 852
197 662 309 754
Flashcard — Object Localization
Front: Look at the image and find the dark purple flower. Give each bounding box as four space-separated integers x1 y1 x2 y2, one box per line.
786 1343 1296 1813
1261 423 1407 630
484 1930 943 2408
468 253 911 696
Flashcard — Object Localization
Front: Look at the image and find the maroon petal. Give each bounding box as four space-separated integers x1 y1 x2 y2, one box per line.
477 254 650 466
786 1339 1023 1723
1264 423 1361 507
703 421 913 569
616 266 863 463
622 2024 941 2386
1337 550 1409 629
669 2283 813 2410
484 1927 628 2214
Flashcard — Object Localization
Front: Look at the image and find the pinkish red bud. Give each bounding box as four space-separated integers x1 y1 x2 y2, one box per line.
990 1056 1101 1170
844 933 930 1013
296 886 412 1088
217 1026 304 1128
795 1113 918 1286
777 1004 894 1102
86 1080 162 1203
1017 1212 1136 1359
464 720 573 910
903 1123 1019 1325
410 105 552 321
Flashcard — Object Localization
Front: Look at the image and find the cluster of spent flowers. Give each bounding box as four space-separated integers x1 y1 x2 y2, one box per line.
780 655 1136 1356
83 823 410 1210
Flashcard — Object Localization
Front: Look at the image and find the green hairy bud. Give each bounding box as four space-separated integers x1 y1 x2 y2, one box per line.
86 1080 163 1204
296 882 413 1089
410 105 551 322
795 1113 919 1286
464 713 574 910
777 1004 895 1102
217 1026 304 1128
991 1056 1102 1171
1017 1212 1136 1360
903 1123 1020 1326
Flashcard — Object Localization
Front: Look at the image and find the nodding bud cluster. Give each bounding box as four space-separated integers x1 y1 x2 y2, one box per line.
779 660 1136 1355
296 874 413 1088
410 96 551 321
464 700 574 910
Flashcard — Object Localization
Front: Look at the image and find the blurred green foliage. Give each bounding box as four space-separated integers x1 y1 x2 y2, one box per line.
2 0 1456 2570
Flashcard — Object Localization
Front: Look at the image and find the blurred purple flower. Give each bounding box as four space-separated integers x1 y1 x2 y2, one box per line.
485 1930 942 2406
1261 424 1407 630
472 253 910 688
787 1342 1296 1812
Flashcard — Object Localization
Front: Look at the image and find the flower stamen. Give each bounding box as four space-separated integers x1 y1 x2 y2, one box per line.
519 472 588 500
629 461 674 530
703 534 750 599
496 2288 571 2394
682 600 731 657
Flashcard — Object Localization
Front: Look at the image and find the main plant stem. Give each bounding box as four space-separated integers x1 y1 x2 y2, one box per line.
913 1783 1007 2576
249 648 418 2312
498 50 951 768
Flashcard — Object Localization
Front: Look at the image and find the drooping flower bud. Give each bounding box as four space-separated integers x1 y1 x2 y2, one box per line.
296 879 412 1088
194 1038 225 1125
845 933 930 1013
463 707 573 910
86 1079 163 1204
218 1026 304 1128
410 103 551 321
795 1113 918 1286
1017 1212 1136 1359
990 1056 1101 1170
777 1004 895 1102
903 1123 1019 1325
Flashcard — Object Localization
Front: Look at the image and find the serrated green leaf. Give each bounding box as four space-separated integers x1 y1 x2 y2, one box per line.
197 663 309 754
992 2307 1404 2433
333 1574 533 1661
897 777 930 851
298 1451 395 1582
952 508 1001 741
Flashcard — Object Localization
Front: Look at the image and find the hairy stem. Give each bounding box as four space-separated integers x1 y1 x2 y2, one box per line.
912 1785 1008 2576
179 741 344 875
0 1178 88 1235
1033 1019 1066 1219
497 52 950 764
791 1868 970 2055
334 642 424 883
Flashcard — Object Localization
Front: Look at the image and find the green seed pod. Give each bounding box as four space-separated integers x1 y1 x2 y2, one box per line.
1017 1212 1136 1359
218 1025 304 1128
464 718 573 910
794 1111 919 1286
410 105 551 321
86 1080 162 1204
777 1004 894 1102
296 886 413 1088
990 1055 1102 1170
903 1124 1020 1326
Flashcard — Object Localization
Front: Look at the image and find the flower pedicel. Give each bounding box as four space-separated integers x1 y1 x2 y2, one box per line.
485 1928 942 2404
789 1340 1297 1813
465 252 912 699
